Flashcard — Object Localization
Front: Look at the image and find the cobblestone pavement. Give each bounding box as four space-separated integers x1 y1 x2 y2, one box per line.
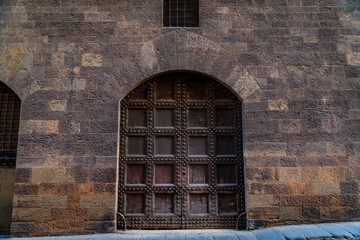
1 222 359 240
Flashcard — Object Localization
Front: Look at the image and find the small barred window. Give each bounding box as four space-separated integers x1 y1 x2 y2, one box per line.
163 0 199 27
0 82 21 168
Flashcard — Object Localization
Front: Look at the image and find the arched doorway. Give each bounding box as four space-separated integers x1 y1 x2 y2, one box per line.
118 72 245 229
0 82 21 234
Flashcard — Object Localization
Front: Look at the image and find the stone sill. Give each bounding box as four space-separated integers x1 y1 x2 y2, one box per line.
2 222 360 239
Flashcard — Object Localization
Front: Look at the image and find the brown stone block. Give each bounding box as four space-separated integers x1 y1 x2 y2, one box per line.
247 195 277 207
32 168 66 184
39 183 57 195
76 183 94 194
301 167 346 183
12 207 51 222
13 196 41 208
42 196 67 208
280 195 330 207
67 195 81 208
279 119 301 133
89 207 115 221
90 168 116 183
84 221 115 232
279 206 300 220
314 182 341 195
46 120 59 134
13 184 39 195
247 167 275 182
327 142 347 156
81 194 115 208
94 183 116 194
66 167 90 183
246 143 287 157
245 157 280 167
56 183 77 195
278 167 301 182
15 168 31 183
248 207 280 219
268 99 288 111
264 183 295 195
51 208 75 220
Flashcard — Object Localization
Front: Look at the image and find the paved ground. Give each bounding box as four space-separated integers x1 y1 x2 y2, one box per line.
1 222 359 239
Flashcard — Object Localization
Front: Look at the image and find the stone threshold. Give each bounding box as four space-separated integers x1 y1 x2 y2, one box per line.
2 222 359 239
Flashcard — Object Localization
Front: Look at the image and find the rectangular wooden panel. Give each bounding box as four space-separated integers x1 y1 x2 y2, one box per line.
155 136 174 156
188 80 207 100
155 109 175 128
188 136 208 156
155 164 174 184
216 136 236 156
218 193 238 215
126 164 146 184
155 80 175 100
127 136 146 156
188 109 207 128
155 194 175 214
126 193 145 214
128 109 146 128
189 164 208 184
215 109 236 128
217 164 237 184
189 193 209 214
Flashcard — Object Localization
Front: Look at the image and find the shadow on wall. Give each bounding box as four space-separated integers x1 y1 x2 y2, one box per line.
0 168 15 234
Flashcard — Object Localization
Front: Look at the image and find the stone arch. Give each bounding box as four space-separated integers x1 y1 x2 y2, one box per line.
0 45 40 101
103 30 261 101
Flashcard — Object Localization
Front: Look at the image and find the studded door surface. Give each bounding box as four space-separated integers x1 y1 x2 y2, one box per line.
118 73 245 229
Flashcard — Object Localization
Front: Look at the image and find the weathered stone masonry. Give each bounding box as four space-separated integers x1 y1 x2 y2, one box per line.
0 0 359 236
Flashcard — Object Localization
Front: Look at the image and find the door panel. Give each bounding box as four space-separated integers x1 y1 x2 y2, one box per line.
119 73 245 229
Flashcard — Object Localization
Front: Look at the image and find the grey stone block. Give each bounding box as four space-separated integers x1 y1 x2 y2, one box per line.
273 226 305 240
185 234 213 240
165 234 186 240
211 233 238 240
291 225 332 239
252 229 286 240
234 231 256 240
334 222 360 238
316 224 354 238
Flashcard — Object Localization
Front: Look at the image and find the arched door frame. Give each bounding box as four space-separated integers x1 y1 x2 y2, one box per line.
116 70 248 230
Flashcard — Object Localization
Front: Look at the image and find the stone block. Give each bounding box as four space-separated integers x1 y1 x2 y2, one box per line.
326 142 347 156
273 226 305 240
46 120 59 134
42 195 67 208
81 194 115 208
278 167 301 182
247 195 275 207
279 120 301 133
291 225 332 239
279 207 300 220
246 143 287 157
82 53 102 67
19 120 46 134
317 223 355 238
12 207 51 222
314 182 341 194
13 195 41 208
31 168 66 184
90 168 116 183
268 99 288 111
49 100 67 112
253 228 285 240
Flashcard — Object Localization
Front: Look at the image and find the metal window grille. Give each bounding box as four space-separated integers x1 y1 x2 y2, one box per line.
163 0 199 27
0 82 21 168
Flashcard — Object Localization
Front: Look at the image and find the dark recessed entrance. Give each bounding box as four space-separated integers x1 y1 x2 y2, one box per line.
118 72 245 229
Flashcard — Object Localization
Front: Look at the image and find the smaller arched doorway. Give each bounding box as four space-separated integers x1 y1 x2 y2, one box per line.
0 82 21 234
118 72 245 229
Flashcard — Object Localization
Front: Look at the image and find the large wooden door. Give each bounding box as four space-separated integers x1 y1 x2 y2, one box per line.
118 73 245 229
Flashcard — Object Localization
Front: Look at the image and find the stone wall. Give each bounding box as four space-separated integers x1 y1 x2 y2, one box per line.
0 0 359 236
